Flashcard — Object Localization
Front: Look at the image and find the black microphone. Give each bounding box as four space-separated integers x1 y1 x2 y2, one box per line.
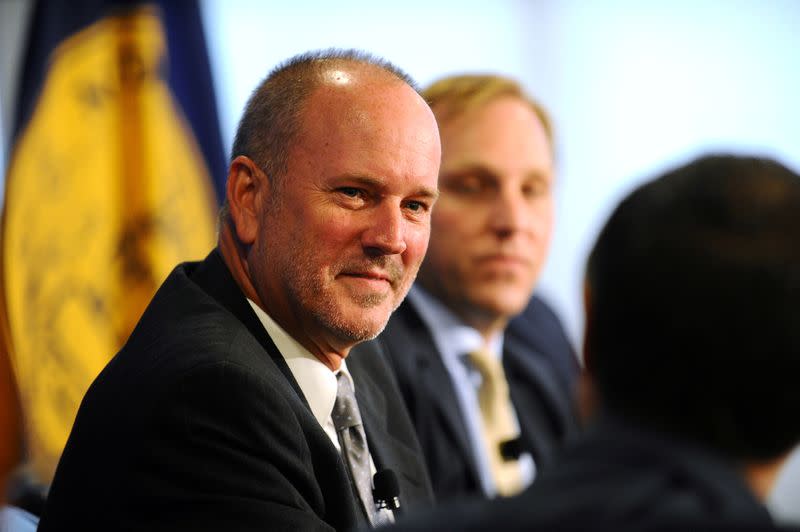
373 469 402 516
499 437 523 461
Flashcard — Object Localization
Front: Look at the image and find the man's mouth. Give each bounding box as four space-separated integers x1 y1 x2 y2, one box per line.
475 253 532 267
338 260 403 288
341 270 391 283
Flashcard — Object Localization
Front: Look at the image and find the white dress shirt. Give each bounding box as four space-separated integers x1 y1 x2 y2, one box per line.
247 299 356 451
246 299 394 524
406 287 535 497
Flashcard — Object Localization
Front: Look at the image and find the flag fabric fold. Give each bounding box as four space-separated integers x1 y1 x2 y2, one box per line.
1 0 225 484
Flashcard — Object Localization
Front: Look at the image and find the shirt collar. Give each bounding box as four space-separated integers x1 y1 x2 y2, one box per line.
406 286 504 365
246 298 343 427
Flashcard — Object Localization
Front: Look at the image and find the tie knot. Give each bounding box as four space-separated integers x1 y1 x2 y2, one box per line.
468 349 504 383
332 372 362 430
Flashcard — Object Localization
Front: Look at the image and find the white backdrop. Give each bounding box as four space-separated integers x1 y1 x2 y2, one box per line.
1 0 799 521
199 0 800 351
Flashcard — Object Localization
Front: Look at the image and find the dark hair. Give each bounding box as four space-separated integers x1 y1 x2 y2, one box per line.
230 48 417 183
585 154 800 461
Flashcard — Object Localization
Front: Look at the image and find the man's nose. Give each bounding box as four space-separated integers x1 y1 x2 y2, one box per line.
488 187 531 237
361 204 407 256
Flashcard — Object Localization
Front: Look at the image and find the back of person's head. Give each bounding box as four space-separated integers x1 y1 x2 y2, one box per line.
421 74 554 151
585 154 800 462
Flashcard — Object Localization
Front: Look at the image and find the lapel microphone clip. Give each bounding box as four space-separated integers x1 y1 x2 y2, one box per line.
373 469 402 515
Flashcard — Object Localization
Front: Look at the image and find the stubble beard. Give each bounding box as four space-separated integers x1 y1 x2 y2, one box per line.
285 246 418 344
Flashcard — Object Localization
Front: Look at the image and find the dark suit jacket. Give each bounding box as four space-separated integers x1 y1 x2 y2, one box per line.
507 295 580 395
378 295 578 502
38 250 433 532
385 415 779 531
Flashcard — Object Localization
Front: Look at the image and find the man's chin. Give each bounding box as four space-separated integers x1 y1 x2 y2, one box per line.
330 323 385 346
470 292 531 320
322 305 392 345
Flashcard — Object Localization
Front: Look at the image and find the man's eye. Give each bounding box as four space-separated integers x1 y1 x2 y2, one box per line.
451 178 482 194
444 175 492 196
522 180 550 199
405 201 427 213
339 187 362 198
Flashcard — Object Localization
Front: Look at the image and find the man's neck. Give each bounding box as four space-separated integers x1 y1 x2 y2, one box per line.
409 286 508 348
448 305 508 345
217 227 349 371
218 224 261 306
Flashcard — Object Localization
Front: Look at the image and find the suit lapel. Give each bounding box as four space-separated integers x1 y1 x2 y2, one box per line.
188 249 310 409
416 346 478 474
504 333 576 463
382 302 480 481
348 340 433 506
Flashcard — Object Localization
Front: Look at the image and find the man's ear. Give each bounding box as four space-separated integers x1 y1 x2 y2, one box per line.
577 279 598 423
225 155 270 245
581 280 593 372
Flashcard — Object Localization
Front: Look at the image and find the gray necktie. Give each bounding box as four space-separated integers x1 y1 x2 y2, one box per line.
332 372 380 526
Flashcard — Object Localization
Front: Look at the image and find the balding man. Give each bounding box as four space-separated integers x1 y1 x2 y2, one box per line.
38 49 439 532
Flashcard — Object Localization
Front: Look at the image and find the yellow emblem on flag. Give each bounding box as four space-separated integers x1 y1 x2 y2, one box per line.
2 7 217 483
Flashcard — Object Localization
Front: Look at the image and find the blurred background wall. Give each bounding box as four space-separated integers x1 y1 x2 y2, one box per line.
6 0 800 347
2 0 798 521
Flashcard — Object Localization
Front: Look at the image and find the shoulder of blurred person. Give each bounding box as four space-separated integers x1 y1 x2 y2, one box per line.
386 416 781 531
506 294 579 397
381 154 800 531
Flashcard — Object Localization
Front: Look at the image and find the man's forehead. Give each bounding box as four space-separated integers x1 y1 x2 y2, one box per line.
313 61 406 91
287 73 439 179
434 94 531 126
436 97 553 162
300 76 394 126
301 75 430 136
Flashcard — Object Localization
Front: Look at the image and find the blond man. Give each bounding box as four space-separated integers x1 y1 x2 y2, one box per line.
379 75 577 502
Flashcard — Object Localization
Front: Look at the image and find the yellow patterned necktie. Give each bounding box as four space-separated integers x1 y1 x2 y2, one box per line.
468 348 524 496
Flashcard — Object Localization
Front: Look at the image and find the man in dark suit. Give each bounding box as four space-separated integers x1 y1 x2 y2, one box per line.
388 154 800 530
37 49 440 531
379 75 578 502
